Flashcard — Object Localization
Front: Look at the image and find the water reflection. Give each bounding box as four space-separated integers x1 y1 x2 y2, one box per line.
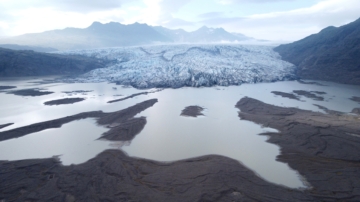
0 119 110 165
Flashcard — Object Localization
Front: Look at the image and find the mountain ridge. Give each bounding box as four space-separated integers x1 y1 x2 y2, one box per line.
274 17 360 85
0 22 252 50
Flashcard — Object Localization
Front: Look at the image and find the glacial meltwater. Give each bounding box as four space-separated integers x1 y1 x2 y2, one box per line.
0 77 359 189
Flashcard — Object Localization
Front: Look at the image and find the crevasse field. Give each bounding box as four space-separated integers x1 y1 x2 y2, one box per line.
59 44 296 88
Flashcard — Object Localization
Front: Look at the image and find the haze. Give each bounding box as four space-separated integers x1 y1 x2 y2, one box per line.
1 0 360 41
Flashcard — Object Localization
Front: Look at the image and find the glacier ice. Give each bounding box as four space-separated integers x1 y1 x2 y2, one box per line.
58 44 296 89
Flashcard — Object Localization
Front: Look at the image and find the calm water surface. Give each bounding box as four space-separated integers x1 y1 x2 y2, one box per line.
0 77 359 189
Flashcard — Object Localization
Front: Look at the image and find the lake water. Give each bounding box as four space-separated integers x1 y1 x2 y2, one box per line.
0 77 359 189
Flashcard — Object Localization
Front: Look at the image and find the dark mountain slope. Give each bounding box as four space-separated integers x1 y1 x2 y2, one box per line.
274 18 360 85
0 48 108 76
0 44 57 52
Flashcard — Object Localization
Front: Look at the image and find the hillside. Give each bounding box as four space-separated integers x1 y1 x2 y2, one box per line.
0 48 108 76
274 18 360 85
0 44 57 52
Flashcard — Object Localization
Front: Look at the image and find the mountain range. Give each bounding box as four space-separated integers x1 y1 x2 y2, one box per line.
0 22 252 51
274 17 360 85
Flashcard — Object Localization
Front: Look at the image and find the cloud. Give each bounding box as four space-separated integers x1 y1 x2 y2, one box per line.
200 17 244 25
1 0 127 13
198 12 225 19
162 18 195 28
202 0 360 41
160 0 193 12
48 0 124 12
216 0 296 4
133 0 193 28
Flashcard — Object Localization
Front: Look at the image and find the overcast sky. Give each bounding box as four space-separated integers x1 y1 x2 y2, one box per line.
0 0 359 41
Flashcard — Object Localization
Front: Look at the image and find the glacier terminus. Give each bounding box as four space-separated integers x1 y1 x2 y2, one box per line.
59 44 297 89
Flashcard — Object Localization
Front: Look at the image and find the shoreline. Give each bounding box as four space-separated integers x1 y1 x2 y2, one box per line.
1 85 360 200
236 97 360 201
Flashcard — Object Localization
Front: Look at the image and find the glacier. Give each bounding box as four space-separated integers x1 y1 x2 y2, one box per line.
58 44 296 89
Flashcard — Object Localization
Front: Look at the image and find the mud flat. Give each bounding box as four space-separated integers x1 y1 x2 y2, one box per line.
0 86 16 90
293 90 324 101
271 91 300 100
0 99 157 142
2 96 360 201
236 97 360 201
107 89 162 103
180 106 204 117
0 123 13 129
0 149 315 202
350 96 360 104
352 108 360 115
7 88 54 96
297 80 326 86
44 98 85 106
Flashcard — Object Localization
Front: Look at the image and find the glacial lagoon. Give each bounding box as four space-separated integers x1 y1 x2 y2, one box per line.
0 77 359 189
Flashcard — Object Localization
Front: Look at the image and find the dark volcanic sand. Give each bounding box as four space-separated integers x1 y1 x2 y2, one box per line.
350 96 360 104
7 88 54 96
313 104 344 116
107 89 162 103
0 150 314 202
236 97 360 201
108 92 149 103
44 98 85 106
297 80 326 86
352 108 360 115
180 106 204 117
0 99 157 142
2 97 360 201
62 90 93 95
311 91 327 95
0 123 13 129
271 91 300 100
0 98 314 201
0 86 16 90
293 90 324 101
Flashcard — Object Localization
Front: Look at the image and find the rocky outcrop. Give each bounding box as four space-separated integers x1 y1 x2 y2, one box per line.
0 48 109 77
274 18 360 85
